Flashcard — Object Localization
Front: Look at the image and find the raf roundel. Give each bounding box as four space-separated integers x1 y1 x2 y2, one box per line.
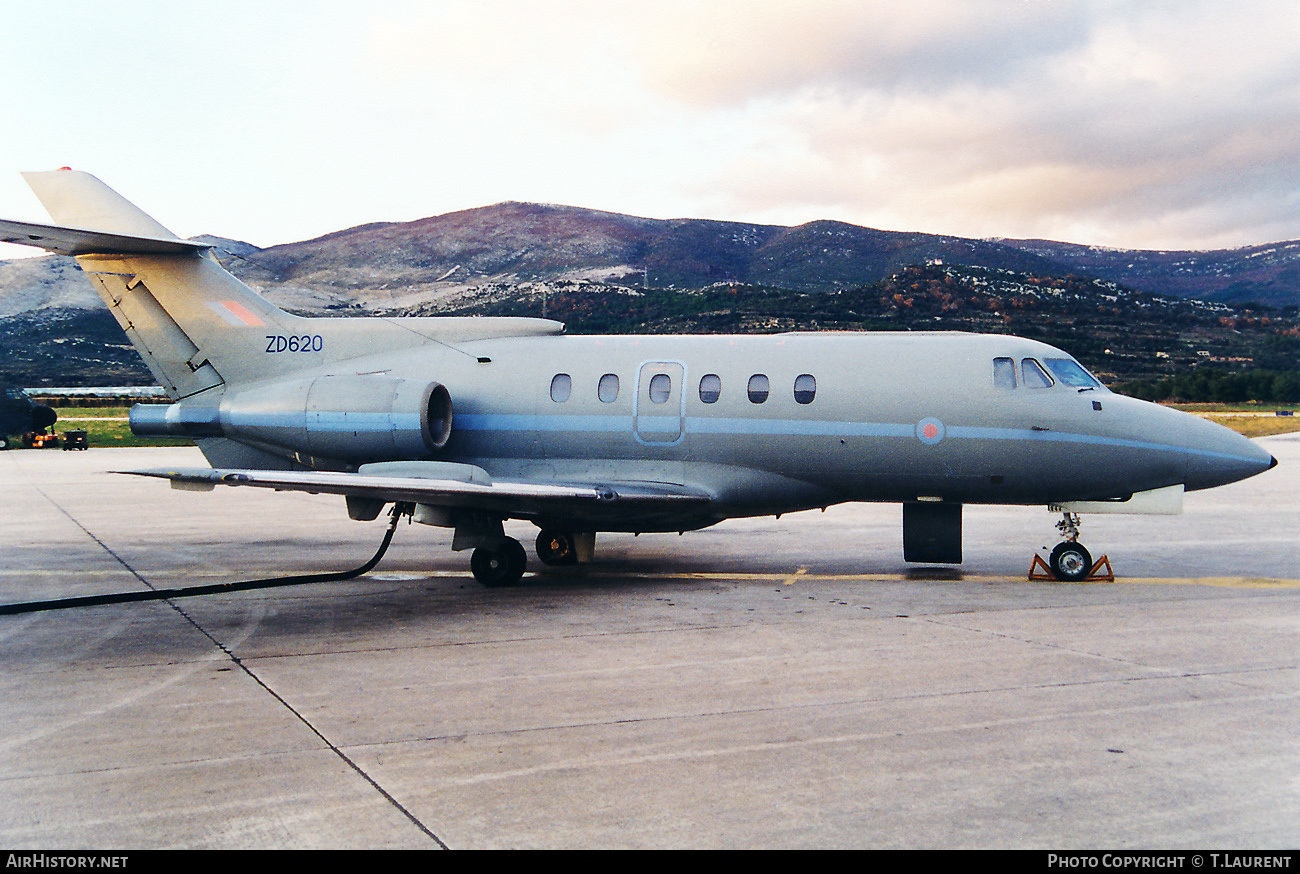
916 417 946 446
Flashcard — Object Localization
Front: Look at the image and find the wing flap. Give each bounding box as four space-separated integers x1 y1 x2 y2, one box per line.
117 466 711 517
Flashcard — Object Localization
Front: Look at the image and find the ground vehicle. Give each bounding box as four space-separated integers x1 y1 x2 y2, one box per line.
22 431 60 448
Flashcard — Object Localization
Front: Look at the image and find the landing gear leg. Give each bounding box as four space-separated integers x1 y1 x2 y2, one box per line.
1048 512 1093 582
470 538 527 587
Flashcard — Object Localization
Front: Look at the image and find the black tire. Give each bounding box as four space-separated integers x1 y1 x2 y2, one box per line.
1049 541 1093 582
471 539 527 587
535 530 577 565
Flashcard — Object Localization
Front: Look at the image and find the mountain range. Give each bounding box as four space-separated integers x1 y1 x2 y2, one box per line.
1 201 1297 386
239 202 1300 310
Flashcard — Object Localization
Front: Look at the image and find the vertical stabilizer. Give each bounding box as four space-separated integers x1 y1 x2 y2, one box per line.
22 170 305 399
22 170 180 239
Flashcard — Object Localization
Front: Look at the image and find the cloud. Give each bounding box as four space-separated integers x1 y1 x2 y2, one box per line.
159 0 1300 248
632 0 1300 248
638 0 1093 103
4 1 1299 251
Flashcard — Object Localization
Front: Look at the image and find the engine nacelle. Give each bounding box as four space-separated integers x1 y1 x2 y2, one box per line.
222 374 452 462
132 374 452 463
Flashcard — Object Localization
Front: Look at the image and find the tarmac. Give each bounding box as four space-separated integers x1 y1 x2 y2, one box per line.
0 435 1296 849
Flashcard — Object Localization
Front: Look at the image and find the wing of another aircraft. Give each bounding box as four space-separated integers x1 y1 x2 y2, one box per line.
117 464 712 520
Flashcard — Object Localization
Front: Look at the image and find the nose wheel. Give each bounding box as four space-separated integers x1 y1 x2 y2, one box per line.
1031 512 1114 582
1048 539 1093 582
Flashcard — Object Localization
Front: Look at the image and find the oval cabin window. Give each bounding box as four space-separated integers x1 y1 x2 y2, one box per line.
598 373 619 403
794 374 816 404
550 373 572 403
699 374 721 404
649 373 671 403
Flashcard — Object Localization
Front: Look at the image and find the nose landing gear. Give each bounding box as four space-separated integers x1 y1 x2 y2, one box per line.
1030 512 1114 582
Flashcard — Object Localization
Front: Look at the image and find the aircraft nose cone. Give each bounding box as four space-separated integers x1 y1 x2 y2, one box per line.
31 405 57 430
1181 421 1277 491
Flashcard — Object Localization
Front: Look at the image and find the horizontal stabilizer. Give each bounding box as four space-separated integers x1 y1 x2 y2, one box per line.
0 217 211 257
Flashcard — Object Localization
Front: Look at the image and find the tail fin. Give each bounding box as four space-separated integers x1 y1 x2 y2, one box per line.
22 170 182 240
18 170 303 400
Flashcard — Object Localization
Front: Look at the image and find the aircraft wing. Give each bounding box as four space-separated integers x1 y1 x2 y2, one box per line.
117 466 712 518
0 217 210 256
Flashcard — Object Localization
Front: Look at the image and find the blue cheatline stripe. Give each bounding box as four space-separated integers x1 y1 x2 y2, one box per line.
452 413 1259 464
456 413 630 433
455 413 912 438
226 411 424 431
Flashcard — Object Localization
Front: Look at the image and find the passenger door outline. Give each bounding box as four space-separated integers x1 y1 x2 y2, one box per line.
634 360 685 446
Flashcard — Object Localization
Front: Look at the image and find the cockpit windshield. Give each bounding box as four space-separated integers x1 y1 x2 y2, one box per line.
1043 358 1102 389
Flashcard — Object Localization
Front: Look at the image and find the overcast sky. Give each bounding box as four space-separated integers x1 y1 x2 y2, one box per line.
3 0 1299 259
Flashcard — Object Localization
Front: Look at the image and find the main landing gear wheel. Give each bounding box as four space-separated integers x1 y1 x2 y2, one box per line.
535 530 578 566
1049 541 1093 582
470 538 527 587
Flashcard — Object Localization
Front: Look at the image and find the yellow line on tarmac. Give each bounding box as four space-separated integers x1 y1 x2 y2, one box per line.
5 567 1295 590
575 570 1300 589
781 567 808 586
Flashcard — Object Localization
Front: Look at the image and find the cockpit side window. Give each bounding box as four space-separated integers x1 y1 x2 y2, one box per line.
1021 359 1053 389
1044 358 1102 389
993 357 1017 390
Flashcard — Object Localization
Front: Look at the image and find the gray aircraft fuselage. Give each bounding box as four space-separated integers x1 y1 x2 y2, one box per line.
201 322 1270 533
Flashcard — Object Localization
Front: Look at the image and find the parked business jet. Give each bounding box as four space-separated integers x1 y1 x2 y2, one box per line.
0 378 57 449
0 170 1277 585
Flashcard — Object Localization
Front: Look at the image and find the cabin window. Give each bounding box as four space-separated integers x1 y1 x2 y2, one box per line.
993 357 1017 389
794 374 816 404
747 374 769 404
649 373 671 403
550 373 572 403
598 373 620 403
1021 359 1053 389
699 373 721 404
1044 358 1101 388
